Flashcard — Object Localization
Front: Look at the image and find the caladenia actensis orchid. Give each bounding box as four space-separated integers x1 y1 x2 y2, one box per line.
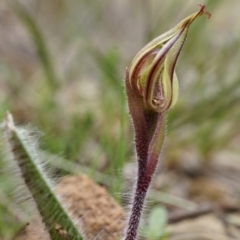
124 5 211 240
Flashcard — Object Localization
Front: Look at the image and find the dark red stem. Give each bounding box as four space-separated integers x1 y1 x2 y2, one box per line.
124 71 166 240
123 168 152 240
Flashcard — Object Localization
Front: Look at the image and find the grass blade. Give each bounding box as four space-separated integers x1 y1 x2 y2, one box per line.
5 113 83 240
13 4 59 91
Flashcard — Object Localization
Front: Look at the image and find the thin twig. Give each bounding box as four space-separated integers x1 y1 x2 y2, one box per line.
168 203 240 224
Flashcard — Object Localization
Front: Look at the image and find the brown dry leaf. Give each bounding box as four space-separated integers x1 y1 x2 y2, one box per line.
167 214 232 240
188 177 231 205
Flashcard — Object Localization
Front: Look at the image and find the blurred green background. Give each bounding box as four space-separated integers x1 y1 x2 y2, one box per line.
1 0 240 238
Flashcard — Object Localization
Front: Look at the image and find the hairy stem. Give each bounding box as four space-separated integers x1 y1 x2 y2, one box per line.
129 114 166 240
123 169 152 240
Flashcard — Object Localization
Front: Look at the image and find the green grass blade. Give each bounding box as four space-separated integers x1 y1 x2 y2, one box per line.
5 113 83 240
13 4 59 91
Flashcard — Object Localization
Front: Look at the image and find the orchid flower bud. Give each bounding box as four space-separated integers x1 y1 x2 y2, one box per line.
128 4 211 113
124 5 211 240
